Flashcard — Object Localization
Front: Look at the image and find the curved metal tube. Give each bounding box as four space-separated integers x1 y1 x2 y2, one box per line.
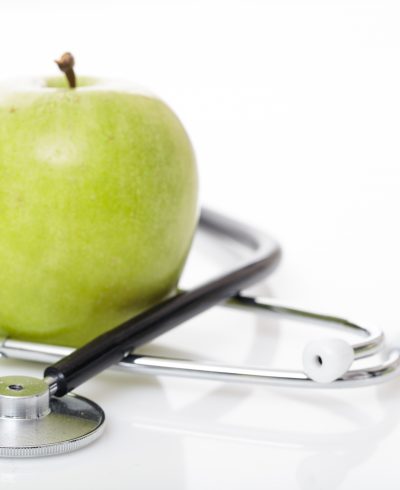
228 295 385 360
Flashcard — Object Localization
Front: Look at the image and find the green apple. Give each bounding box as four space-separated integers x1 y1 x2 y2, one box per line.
0 74 198 347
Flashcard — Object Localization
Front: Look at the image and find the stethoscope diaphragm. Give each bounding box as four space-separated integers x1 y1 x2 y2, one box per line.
0 375 104 457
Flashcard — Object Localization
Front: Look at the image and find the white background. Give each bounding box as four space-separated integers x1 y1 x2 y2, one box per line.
1 0 400 488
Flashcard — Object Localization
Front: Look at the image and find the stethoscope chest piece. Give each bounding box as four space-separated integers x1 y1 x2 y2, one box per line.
0 375 105 458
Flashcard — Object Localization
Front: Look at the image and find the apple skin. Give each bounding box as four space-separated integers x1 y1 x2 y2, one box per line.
0 76 198 346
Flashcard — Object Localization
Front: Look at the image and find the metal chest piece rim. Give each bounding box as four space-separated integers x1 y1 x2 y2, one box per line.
0 375 105 458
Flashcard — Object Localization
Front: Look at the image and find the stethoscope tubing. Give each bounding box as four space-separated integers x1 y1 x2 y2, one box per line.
2 294 398 389
43 208 282 397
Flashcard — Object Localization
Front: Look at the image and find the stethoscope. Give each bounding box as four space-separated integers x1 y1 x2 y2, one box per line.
0 207 398 458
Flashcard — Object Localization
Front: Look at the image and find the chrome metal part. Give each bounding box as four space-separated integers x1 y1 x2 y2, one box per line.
228 294 385 359
0 376 50 419
0 376 105 458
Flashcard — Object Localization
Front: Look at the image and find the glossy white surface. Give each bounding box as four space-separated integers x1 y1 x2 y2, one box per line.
1 0 400 488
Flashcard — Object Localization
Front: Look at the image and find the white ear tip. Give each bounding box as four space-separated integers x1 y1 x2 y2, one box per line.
302 338 354 383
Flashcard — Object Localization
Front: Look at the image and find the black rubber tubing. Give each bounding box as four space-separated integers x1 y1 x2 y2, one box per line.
44 208 281 397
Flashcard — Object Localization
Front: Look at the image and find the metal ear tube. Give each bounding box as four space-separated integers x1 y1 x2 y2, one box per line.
0 208 281 458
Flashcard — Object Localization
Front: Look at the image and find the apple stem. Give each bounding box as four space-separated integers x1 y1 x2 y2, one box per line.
55 52 76 89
